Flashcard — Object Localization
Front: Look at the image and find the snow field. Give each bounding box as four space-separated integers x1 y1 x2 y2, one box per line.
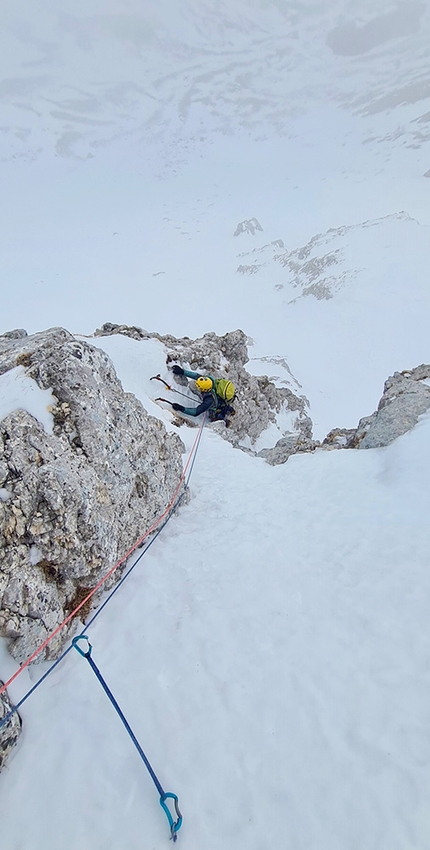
1 402 430 849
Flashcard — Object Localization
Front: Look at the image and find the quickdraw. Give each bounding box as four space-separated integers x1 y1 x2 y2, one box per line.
73 636 183 842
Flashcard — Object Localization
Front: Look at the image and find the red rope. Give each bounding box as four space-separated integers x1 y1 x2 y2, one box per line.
0 417 205 698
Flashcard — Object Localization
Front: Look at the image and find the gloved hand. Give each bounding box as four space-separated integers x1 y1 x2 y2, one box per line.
172 403 185 412
172 365 184 376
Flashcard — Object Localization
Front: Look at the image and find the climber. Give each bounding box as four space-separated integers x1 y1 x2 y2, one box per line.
169 365 236 424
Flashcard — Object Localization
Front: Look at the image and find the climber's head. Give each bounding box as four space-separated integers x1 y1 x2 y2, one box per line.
196 376 214 393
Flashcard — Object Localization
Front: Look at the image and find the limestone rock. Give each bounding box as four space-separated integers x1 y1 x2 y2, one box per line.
0 327 186 664
353 366 430 449
321 428 357 449
0 684 21 770
0 329 28 340
94 322 150 340
234 218 263 236
258 434 319 465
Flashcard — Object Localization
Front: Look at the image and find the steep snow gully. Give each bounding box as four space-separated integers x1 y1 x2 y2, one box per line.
1 326 430 849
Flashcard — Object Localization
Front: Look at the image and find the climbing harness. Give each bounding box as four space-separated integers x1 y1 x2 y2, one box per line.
73 636 182 842
150 374 191 400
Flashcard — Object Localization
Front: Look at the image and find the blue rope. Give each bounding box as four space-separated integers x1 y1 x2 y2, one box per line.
73 636 182 841
0 419 205 729
0 493 185 729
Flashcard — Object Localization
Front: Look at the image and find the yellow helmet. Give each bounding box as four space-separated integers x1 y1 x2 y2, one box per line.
196 376 213 392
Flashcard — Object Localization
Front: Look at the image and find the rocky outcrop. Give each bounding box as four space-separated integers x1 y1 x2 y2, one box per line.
95 324 313 457
253 364 430 462
0 327 186 666
257 433 319 466
234 213 417 304
234 218 263 236
353 365 430 449
320 427 357 450
321 366 430 450
0 686 21 770
93 322 150 341
0 330 28 340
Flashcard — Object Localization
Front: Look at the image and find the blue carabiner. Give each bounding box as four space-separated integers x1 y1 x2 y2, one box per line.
72 635 92 658
160 792 182 842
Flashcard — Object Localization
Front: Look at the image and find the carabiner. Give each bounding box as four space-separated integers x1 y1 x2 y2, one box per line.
72 635 92 658
160 792 183 842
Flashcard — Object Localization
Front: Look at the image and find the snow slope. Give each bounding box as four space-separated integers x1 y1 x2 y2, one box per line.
1 333 430 849
1 2 430 847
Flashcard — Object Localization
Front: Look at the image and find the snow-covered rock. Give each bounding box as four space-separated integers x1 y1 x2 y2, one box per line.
234 218 263 237
257 432 319 466
264 362 430 462
0 330 28 341
354 365 430 449
321 365 430 450
94 324 313 457
234 212 424 303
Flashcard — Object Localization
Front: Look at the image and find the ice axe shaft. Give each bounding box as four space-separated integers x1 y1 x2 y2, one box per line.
150 374 190 400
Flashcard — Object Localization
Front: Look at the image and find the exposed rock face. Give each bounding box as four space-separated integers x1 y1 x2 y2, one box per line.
0 330 28 340
0 328 185 666
234 218 263 236
353 365 430 449
321 427 357 450
0 685 21 770
95 324 313 458
321 366 430 450
257 433 319 466
94 322 150 341
261 362 430 460
252 363 430 459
